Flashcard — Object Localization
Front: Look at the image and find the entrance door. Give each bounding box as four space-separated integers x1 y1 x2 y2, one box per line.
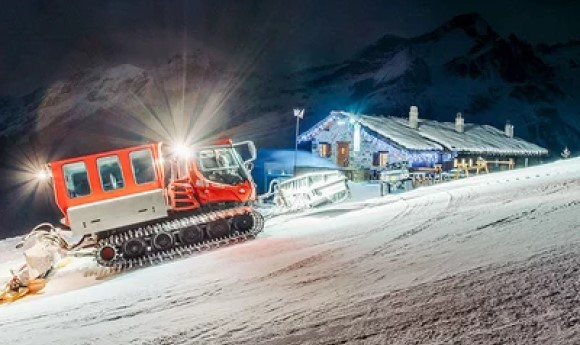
336 141 350 167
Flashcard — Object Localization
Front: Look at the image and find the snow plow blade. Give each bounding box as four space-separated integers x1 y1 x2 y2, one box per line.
0 223 69 305
258 170 350 215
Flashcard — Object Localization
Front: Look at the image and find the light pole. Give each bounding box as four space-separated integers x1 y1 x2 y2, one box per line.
293 108 304 176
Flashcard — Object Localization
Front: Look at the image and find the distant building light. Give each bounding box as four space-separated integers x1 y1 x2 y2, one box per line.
373 151 389 167
353 122 361 152
319 142 331 158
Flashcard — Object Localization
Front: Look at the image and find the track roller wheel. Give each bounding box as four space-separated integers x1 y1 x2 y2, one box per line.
232 214 254 232
179 225 204 245
122 238 147 259
153 231 174 251
207 219 230 240
99 245 116 262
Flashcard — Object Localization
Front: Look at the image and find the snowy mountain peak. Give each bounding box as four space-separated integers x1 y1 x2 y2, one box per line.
357 13 499 63
265 13 580 153
356 35 408 60
0 63 153 138
435 12 496 39
0 13 578 156
407 13 499 54
99 64 146 80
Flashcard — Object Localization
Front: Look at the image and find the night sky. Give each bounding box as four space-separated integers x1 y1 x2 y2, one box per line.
1 0 579 96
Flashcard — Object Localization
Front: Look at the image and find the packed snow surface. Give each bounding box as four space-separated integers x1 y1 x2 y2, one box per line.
1 159 580 344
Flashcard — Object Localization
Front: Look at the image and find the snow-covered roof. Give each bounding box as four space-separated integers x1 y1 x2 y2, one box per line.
355 114 444 151
298 111 443 151
298 111 548 156
416 118 548 156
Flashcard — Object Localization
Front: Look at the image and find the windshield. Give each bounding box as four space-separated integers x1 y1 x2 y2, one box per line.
196 147 248 185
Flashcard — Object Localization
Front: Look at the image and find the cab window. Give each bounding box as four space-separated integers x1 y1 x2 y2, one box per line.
130 149 156 184
198 148 245 185
63 162 91 198
97 155 125 191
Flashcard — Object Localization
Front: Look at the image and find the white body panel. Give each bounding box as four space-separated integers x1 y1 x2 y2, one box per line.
68 189 168 236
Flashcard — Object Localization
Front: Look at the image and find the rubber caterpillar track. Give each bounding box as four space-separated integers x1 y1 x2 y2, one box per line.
94 206 264 271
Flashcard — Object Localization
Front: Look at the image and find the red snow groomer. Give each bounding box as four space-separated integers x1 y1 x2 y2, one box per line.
41 139 263 269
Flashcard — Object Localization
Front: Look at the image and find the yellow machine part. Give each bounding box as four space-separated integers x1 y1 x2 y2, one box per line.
0 278 47 304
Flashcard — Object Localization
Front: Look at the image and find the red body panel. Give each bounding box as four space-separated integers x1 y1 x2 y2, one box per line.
189 162 253 205
48 140 254 229
49 143 165 225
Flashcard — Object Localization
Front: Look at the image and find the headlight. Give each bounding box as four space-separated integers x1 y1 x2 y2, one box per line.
171 143 192 159
36 168 51 181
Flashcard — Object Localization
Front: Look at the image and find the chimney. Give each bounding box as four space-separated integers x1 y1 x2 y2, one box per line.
409 106 419 129
505 121 514 138
455 112 464 133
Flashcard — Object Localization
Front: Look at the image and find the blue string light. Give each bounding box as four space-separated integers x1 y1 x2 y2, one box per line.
300 113 457 168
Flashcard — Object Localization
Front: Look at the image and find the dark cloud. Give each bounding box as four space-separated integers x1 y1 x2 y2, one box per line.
1 0 579 95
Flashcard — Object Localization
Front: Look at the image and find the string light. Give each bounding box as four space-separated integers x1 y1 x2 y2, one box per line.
358 128 445 167
300 113 454 167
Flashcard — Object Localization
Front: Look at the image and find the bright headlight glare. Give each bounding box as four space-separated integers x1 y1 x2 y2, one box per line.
36 169 51 181
171 144 191 159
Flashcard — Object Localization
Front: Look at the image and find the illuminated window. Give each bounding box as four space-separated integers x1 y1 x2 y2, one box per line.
319 142 331 158
379 151 388 166
97 155 125 191
63 162 91 198
130 149 156 184
373 151 389 167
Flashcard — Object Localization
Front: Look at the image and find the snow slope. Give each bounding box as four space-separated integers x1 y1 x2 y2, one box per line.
1 159 580 344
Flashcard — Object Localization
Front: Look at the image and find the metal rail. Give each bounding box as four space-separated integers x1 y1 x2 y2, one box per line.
258 170 350 212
